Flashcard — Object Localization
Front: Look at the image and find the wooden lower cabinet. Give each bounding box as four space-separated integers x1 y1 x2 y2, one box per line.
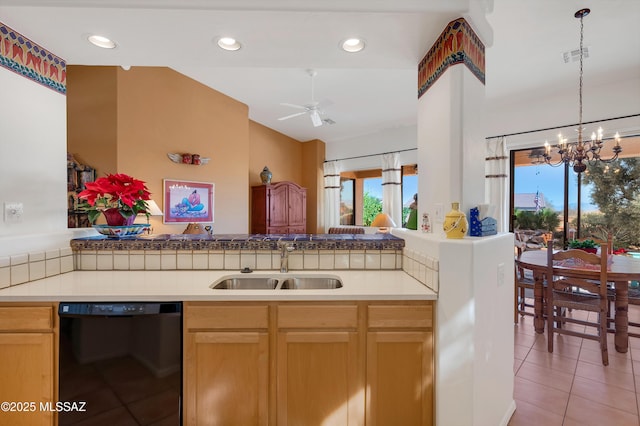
183 303 271 426
0 304 57 426
366 303 434 426
183 301 434 425
184 331 269 425
276 302 363 425
277 331 360 425
366 331 433 426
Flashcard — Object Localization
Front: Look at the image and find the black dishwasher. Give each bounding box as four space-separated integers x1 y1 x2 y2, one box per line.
58 302 182 425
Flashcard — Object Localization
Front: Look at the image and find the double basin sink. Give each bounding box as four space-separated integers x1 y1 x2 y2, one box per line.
210 274 343 290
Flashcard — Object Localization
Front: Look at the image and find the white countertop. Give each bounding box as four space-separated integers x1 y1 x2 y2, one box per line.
0 270 436 302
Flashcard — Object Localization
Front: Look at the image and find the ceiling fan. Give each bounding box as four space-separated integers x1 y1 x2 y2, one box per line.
278 69 333 127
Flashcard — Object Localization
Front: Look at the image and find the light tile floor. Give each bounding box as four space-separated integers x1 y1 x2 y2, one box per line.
509 302 640 426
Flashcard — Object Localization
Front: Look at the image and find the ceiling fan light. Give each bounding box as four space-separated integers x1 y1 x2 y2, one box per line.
87 34 116 49
341 38 365 53
217 37 241 51
310 110 323 127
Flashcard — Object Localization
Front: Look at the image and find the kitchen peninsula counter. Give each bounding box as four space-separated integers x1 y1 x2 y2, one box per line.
0 269 435 302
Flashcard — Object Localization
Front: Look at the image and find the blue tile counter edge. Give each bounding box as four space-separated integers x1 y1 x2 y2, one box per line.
70 233 406 251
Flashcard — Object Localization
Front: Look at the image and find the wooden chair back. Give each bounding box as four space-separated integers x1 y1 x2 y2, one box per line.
546 242 610 365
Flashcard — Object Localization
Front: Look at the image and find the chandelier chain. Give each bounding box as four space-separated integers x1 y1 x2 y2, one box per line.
578 12 584 142
542 8 622 174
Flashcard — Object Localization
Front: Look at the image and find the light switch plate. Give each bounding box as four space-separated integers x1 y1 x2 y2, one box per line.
434 203 444 223
4 202 23 222
497 262 505 287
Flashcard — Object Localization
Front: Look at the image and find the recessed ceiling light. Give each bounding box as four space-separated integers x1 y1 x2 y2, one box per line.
341 38 365 53
217 37 242 51
87 34 117 49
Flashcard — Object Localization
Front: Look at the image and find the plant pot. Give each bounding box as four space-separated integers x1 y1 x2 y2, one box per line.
103 208 135 226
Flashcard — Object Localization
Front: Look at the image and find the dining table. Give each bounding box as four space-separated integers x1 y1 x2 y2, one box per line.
516 249 640 353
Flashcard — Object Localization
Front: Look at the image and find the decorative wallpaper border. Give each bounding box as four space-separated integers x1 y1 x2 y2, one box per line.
0 22 66 94
418 17 485 99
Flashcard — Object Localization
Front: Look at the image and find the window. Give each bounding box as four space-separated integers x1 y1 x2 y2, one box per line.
340 178 355 225
510 135 640 250
362 177 382 226
402 165 418 228
338 164 418 228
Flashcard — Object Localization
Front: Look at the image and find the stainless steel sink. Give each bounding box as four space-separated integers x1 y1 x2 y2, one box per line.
210 274 343 290
280 276 343 290
211 276 279 290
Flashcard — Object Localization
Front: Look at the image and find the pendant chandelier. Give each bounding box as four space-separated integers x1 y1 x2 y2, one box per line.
543 8 622 174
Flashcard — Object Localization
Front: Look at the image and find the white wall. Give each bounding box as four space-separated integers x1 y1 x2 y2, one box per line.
418 66 487 237
485 71 640 149
395 229 516 426
0 67 78 257
325 125 418 170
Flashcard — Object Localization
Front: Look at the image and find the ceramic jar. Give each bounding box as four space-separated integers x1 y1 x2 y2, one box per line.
443 202 468 239
260 166 273 185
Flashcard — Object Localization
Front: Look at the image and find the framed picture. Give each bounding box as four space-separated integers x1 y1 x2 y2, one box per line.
163 179 214 223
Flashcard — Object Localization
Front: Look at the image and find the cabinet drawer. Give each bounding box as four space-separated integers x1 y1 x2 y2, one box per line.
368 304 433 329
186 305 269 330
0 306 54 331
278 304 358 329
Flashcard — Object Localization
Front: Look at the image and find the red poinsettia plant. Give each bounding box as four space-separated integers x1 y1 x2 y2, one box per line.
78 173 151 225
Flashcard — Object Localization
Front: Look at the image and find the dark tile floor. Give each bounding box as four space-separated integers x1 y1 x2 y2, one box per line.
59 332 181 426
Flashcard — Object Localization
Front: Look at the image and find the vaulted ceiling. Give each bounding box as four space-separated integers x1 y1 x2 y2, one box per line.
1 0 638 147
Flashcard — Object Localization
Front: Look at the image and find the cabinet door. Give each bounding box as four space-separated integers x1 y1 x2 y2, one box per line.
268 184 290 228
184 332 269 426
366 331 433 426
287 185 306 229
0 333 54 426
251 186 268 233
277 331 361 425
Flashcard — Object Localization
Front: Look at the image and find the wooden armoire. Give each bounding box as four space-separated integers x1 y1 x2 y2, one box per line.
251 181 307 234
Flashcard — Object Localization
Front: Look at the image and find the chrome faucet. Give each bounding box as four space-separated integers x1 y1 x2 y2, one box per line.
278 242 295 273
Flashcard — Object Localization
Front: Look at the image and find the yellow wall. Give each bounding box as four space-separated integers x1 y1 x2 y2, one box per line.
67 66 118 177
67 65 325 234
248 120 302 185
301 139 326 233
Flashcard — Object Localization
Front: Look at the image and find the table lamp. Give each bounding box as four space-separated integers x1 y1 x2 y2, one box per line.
142 199 163 234
371 213 396 234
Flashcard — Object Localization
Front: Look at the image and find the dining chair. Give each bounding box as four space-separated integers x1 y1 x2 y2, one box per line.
546 242 610 365
628 287 640 338
515 244 536 322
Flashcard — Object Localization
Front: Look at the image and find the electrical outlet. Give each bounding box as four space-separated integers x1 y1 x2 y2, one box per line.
4 202 23 222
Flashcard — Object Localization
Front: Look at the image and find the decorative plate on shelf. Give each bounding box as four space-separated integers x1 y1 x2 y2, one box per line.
93 224 149 238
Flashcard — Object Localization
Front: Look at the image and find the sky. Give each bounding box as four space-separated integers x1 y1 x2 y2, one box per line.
364 176 418 207
514 164 598 212
360 167 597 213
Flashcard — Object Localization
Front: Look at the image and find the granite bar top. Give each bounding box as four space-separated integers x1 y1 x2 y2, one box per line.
70 233 405 251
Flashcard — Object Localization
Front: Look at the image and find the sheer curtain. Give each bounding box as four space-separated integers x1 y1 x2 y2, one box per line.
485 136 509 233
381 153 402 227
323 160 341 231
